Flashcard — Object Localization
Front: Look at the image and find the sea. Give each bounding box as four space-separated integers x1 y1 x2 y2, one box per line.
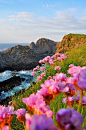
0 43 36 102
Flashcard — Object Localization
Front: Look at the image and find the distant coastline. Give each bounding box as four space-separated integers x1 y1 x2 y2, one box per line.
0 43 30 52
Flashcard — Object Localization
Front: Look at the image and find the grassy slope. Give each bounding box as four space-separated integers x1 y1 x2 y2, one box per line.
11 42 86 129
57 33 86 53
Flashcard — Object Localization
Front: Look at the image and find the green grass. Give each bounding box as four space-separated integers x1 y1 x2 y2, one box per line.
11 43 86 129
67 33 86 38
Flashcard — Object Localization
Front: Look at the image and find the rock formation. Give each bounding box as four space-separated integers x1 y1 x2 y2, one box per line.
0 76 25 94
0 38 59 72
29 38 60 56
0 45 40 72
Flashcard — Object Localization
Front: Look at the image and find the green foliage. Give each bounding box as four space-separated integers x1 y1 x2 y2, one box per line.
11 43 86 129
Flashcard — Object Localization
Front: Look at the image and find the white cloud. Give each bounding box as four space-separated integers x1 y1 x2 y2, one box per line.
43 4 56 9
0 11 86 43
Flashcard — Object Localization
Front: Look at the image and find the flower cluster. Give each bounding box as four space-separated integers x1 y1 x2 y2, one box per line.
0 53 85 130
0 105 14 129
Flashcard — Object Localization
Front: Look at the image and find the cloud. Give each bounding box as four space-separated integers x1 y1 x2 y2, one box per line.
0 11 86 43
43 4 56 9
66 8 78 15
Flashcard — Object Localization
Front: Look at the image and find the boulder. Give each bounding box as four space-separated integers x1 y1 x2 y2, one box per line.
0 76 25 94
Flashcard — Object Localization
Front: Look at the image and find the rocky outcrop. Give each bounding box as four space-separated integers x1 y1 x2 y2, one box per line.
0 38 59 72
29 38 60 56
0 76 25 94
0 45 40 72
57 33 86 53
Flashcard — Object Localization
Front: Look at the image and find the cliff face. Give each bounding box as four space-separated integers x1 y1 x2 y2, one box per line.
0 45 39 72
57 33 86 53
29 38 60 56
0 38 59 72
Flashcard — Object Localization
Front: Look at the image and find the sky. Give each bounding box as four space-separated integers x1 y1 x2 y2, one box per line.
0 0 86 43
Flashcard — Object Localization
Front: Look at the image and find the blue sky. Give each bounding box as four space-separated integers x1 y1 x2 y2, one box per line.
0 0 86 43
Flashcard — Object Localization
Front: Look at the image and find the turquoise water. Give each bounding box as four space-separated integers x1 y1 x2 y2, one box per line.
0 43 34 102
0 69 36 102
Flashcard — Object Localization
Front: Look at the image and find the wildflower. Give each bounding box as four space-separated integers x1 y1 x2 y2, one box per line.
39 60 43 64
69 64 74 68
54 66 61 70
67 65 81 76
25 114 58 130
14 108 27 125
56 107 84 130
62 97 75 107
65 84 76 97
40 67 45 71
57 57 62 61
81 96 86 109
41 72 46 77
37 88 53 105
47 76 52 80
0 105 14 129
53 73 67 82
36 65 40 70
2 126 9 130
31 72 36 76
22 93 44 114
33 68 37 72
37 76 42 82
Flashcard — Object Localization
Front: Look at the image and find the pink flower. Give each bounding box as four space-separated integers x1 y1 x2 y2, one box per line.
31 72 36 76
22 93 44 113
69 64 74 68
40 67 45 71
47 76 52 80
60 54 67 60
22 93 43 107
65 84 76 96
67 65 81 76
2 126 9 130
36 65 40 70
81 96 86 105
0 105 14 129
57 57 62 61
33 68 37 72
62 97 75 106
39 60 43 64
52 53 61 59
37 88 53 105
14 108 27 124
54 66 61 70
41 72 46 77
49 61 54 65
81 96 86 109
37 76 42 81
25 114 58 130
53 73 67 82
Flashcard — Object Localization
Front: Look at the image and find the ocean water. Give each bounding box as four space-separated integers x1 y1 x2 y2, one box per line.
0 70 37 102
0 43 35 102
0 43 30 52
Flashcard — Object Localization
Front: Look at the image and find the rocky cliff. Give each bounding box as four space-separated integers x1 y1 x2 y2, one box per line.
0 38 59 72
57 33 86 53
29 38 60 56
0 45 39 72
